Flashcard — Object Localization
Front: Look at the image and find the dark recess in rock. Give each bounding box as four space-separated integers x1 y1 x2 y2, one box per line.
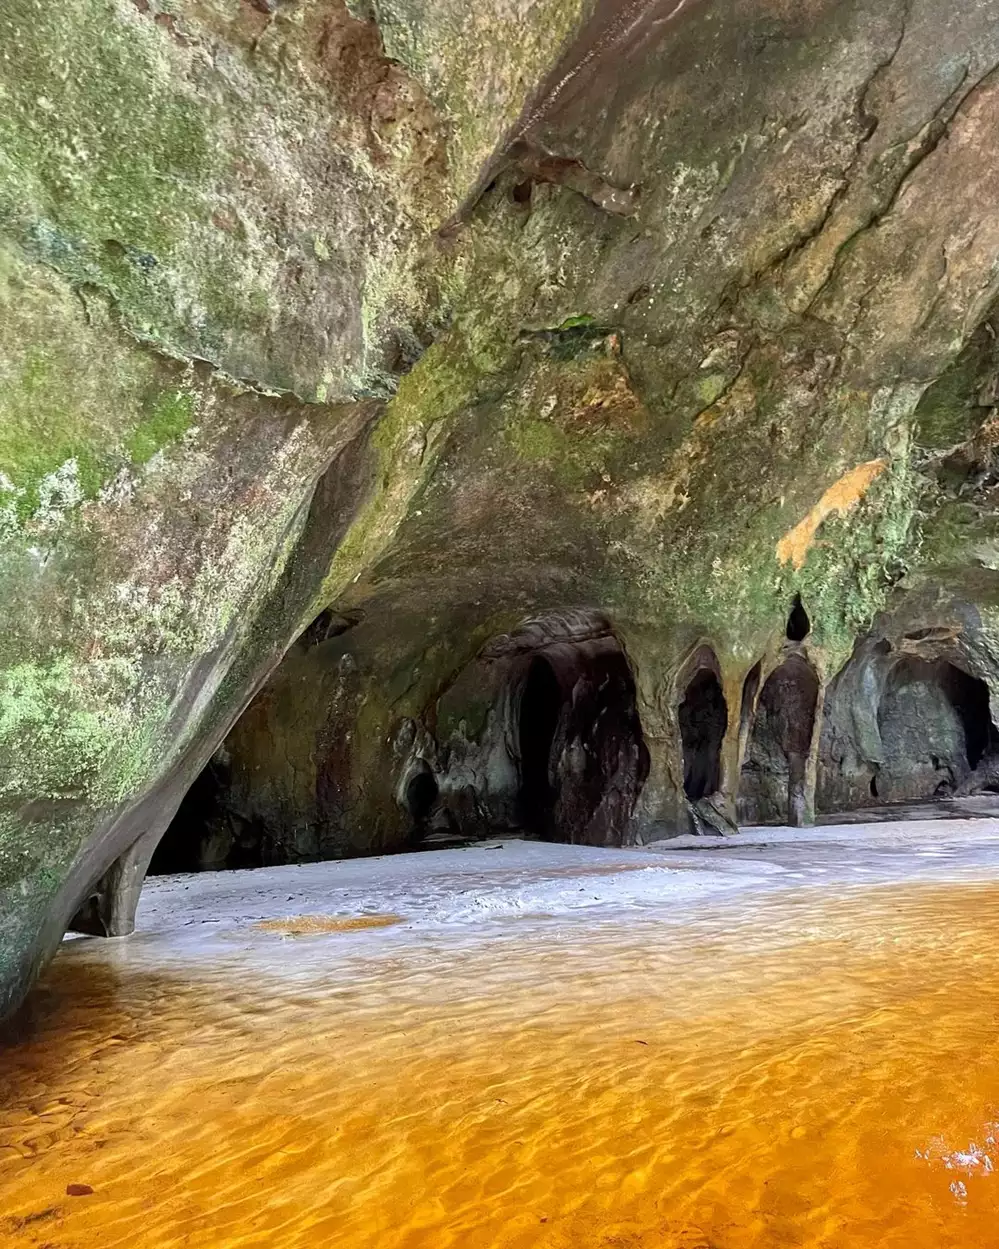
740 655 819 827
406 765 440 823
515 635 650 846
818 636 999 815
679 666 728 802
786 595 811 643
518 655 563 837
148 748 270 873
300 607 364 648
877 659 994 802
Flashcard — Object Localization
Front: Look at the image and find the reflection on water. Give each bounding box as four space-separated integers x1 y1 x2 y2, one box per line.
4 882 999 1247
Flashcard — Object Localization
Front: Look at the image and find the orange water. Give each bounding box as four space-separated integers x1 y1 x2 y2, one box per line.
253 914 405 935
4 882 999 1247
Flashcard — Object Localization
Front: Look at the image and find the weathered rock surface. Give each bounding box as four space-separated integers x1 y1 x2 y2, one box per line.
5 0 999 1015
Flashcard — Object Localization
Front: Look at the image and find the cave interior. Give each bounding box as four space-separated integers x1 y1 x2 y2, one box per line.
132 597 999 905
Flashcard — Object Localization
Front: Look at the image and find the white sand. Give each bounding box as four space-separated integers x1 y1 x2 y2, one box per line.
107 819 999 973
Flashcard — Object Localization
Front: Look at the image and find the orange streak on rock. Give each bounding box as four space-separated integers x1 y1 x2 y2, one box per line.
777 459 888 570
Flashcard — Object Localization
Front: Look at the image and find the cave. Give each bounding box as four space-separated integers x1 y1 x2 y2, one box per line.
514 635 650 846
12 0 999 1236
679 666 728 802
872 657 997 804
739 655 819 826
148 748 269 874
146 617 653 874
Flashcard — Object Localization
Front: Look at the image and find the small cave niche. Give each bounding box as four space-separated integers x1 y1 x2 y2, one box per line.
405 766 440 823
678 664 728 801
786 594 811 643
874 657 997 803
513 631 649 846
739 655 819 826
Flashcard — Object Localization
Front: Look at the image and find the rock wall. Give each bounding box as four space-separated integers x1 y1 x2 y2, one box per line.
5 0 999 1014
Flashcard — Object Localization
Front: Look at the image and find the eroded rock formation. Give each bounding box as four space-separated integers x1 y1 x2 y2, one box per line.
4 0 999 1014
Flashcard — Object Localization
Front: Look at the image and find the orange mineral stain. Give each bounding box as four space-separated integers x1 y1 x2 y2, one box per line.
3 882 999 1247
777 458 888 570
253 913 404 935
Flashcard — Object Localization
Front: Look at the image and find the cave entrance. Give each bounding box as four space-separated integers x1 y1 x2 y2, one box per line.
679 668 728 801
148 747 269 875
874 658 997 803
405 766 440 824
515 635 649 846
147 608 370 879
70 741 266 939
739 655 819 826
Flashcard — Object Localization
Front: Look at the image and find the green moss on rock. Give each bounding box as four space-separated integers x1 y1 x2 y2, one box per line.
0 654 166 806
0 246 206 529
0 0 455 399
126 390 196 466
795 457 923 668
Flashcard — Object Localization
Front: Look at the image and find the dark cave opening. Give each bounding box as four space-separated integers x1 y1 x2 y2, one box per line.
148 604 368 877
786 595 811 642
873 657 998 802
679 668 728 801
148 749 269 874
739 655 819 826
515 637 649 846
518 655 563 836
406 767 441 823
150 615 654 877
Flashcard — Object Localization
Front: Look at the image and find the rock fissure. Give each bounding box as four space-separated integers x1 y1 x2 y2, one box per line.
758 4 914 298
803 60 999 324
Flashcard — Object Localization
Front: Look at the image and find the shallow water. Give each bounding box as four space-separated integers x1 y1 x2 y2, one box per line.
4 838 999 1247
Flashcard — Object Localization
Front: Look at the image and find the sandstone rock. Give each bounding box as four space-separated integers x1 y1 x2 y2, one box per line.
5 0 999 1016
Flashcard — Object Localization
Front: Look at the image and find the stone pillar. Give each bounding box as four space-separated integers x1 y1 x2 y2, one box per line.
67 828 163 938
